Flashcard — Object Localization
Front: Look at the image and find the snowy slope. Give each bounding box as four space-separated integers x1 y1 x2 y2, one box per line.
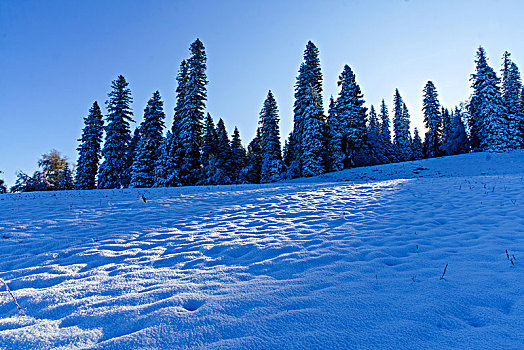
0 151 523 349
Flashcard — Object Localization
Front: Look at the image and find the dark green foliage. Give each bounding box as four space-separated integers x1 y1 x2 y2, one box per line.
230 127 247 183
0 171 7 194
245 128 263 184
131 91 166 188
393 90 412 161
98 75 134 189
178 39 208 185
56 163 74 190
75 101 104 190
412 128 424 160
422 81 442 158
468 46 507 151
259 91 283 182
331 65 368 169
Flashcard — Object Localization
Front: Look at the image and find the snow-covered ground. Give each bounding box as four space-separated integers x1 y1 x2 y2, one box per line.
0 151 523 349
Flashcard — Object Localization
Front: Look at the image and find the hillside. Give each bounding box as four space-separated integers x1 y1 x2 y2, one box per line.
0 151 523 349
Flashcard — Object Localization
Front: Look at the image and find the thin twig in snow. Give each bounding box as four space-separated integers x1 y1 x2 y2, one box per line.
0 279 21 310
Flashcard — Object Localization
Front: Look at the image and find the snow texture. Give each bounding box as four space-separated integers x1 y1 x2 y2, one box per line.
0 151 523 349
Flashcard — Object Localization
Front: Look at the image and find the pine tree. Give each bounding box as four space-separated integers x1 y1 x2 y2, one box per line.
412 128 424 160
98 75 134 189
154 132 179 187
366 105 386 165
422 81 442 158
0 171 7 194
178 39 208 185
245 128 263 183
330 65 367 169
326 96 343 171
440 107 453 154
393 89 412 161
130 91 166 188
290 41 325 177
302 87 326 176
213 118 233 184
56 163 74 190
378 99 396 163
501 52 523 148
75 101 104 190
259 91 284 182
230 127 247 183
201 113 217 169
468 46 507 151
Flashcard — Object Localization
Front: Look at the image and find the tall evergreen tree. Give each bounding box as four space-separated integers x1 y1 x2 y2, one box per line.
0 171 6 194
501 52 523 148
422 81 442 158
259 91 284 182
326 96 342 171
98 75 133 189
440 107 453 154
130 91 166 188
214 118 233 184
154 132 179 187
393 90 412 161
230 127 247 183
378 99 396 163
330 65 367 169
412 128 424 160
201 113 218 170
56 163 74 190
178 39 208 185
468 46 507 151
289 41 325 177
75 101 104 190
300 87 324 177
245 128 263 184
366 105 385 165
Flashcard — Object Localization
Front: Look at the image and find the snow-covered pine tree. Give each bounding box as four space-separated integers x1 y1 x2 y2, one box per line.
130 91 166 188
98 75 134 189
154 132 179 187
259 91 284 182
468 47 508 151
366 105 386 165
201 113 218 170
501 52 523 148
289 41 325 177
412 128 424 160
326 96 343 172
56 163 74 190
300 87 324 176
172 60 189 135
212 118 233 184
178 39 208 185
378 99 396 163
520 86 524 147
0 171 6 194
331 65 367 169
422 81 442 158
440 107 452 154
75 101 104 190
393 90 412 161
230 127 247 183
245 128 263 183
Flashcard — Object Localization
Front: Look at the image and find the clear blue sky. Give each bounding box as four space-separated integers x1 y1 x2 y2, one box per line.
1 0 523 187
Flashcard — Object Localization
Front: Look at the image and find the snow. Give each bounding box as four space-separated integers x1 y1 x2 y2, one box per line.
1 151 523 349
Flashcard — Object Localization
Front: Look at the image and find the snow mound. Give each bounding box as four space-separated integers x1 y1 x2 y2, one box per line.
0 151 523 349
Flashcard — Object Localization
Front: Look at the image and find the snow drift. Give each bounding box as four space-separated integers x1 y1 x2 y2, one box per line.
0 151 523 349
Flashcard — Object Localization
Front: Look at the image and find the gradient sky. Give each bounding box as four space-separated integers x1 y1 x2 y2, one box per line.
1 0 523 187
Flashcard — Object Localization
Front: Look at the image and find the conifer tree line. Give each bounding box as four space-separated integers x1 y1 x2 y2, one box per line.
7 42 524 192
